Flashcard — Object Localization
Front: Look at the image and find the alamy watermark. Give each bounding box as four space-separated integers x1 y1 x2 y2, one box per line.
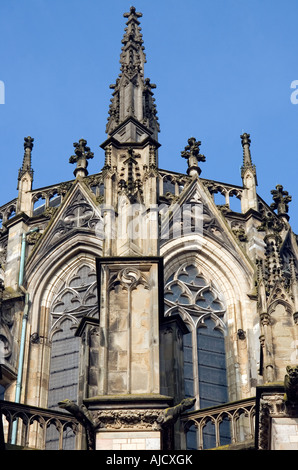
290 80 298 104
94 200 204 242
0 81 4 104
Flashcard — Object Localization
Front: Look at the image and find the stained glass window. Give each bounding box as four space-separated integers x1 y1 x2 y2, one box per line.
46 263 98 449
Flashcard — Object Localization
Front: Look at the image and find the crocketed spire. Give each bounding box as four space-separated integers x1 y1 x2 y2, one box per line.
106 6 159 142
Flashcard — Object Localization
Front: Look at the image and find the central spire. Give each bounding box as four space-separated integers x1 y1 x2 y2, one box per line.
105 6 159 143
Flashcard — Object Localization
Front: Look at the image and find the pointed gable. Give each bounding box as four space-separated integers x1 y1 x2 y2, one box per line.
27 181 104 268
160 176 243 253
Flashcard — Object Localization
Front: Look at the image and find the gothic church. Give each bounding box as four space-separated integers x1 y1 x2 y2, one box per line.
1 7 298 451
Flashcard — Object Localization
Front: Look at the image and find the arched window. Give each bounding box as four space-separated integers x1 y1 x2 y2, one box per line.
163 176 176 195
164 263 230 449
46 263 98 449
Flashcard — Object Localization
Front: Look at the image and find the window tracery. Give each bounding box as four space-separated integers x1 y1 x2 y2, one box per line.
164 263 229 448
49 264 98 337
47 263 98 449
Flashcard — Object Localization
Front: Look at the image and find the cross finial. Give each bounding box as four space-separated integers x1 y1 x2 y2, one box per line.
69 138 94 178
181 137 206 176
24 136 34 151
240 132 251 148
271 184 292 219
123 6 142 19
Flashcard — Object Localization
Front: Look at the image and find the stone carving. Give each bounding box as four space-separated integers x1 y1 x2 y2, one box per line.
118 148 143 202
203 207 232 246
157 397 196 428
231 222 248 242
257 212 285 234
181 137 206 176
94 398 196 432
109 267 150 292
58 399 95 450
95 409 162 431
40 188 103 255
26 230 42 245
0 295 14 361
258 393 286 450
284 365 298 405
50 264 98 330
0 237 7 272
57 182 73 197
43 207 58 220
69 139 94 178
271 185 292 218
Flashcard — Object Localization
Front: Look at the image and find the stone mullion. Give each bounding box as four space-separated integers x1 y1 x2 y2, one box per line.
198 419 204 450
214 417 221 447
248 408 255 440
192 326 200 407
230 413 237 444
127 286 132 394
44 194 50 209
58 423 63 450
41 421 47 449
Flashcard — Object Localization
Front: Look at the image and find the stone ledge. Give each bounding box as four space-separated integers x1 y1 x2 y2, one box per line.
84 393 173 410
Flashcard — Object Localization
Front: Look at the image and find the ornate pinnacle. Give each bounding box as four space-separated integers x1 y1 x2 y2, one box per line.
270 184 292 219
181 137 206 176
18 136 34 185
105 8 159 141
69 138 94 178
240 132 256 180
240 132 252 167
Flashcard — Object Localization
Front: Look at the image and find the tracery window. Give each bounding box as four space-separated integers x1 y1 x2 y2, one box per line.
46 263 98 449
164 263 230 449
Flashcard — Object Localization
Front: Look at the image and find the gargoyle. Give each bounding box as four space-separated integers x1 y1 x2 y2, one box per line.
284 365 298 405
157 397 196 428
58 399 95 450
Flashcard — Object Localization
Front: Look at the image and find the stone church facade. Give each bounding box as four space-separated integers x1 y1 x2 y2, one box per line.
1 7 298 451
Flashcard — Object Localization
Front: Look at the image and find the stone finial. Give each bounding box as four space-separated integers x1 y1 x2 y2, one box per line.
270 184 292 220
24 136 34 151
123 6 142 20
69 138 94 178
181 137 206 176
240 132 251 152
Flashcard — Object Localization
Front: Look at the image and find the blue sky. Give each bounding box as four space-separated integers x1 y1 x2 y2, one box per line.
1 0 298 231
